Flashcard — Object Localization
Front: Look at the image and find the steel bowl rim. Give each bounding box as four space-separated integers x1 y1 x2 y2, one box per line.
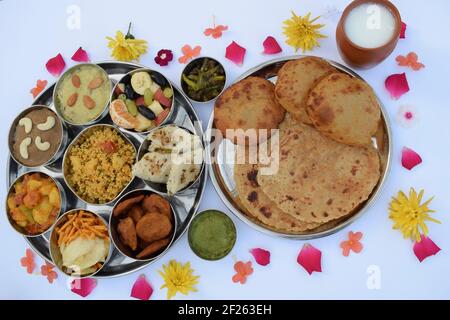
187 209 237 261
206 54 392 240
53 63 112 126
61 123 137 206
136 123 206 196
180 56 227 104
108 188 178 262
8 105 66 168
5 170 67 238
49 208 113 278
109 67 175 135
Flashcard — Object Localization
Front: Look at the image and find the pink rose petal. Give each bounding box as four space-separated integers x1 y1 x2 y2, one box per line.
297 243 322 275
402 147 422 170
400 21 407 39
249 248 271 266
413 235 441 262
130 274 153 300
385 73 410 100
70 278 97 298
45 53 66 77
225 41 246 66
71 47 90 62
262 36 282 54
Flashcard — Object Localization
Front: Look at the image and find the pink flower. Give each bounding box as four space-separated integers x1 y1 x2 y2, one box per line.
130 274 153 300
401 147 422 170
249 248 271 266
413 235 441 262
45 53 66 77
297 243 322 275
71 47 90 62
225 41 246 66
385 73 410 100
262 36 282 54
154 49 173 66
71 278 97 298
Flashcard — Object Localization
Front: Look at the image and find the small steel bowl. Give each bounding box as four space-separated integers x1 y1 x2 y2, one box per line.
5 171 67 237
62 124 137 206
109 68 175 135
8 105 68 168
136 124 205 195
180 56 226 104
109 189 177 261
53 63 112 126
49 209 112 278
188 209 236 261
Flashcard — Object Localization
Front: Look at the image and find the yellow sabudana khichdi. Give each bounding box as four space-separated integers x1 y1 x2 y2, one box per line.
65 126 135 204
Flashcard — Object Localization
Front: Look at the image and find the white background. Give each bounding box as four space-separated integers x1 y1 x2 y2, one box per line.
1 0 449 300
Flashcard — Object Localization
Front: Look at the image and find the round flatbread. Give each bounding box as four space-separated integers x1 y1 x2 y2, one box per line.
214 77 285 146
274 57 335 124
234 162 320 233
256 122 381 224
306 72 381 146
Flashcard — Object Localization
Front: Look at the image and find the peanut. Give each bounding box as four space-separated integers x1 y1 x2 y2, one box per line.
72 74 81 88
67 93 78 107
88 77 104 90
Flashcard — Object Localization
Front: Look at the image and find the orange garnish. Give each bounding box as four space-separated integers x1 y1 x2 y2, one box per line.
340 231 363 257
41 262 58 283
396 52 425 71
30 80 48 98
20 249 36 274
178 44 202 64
232 261 253 284
204 16 228 39
56 211 108 247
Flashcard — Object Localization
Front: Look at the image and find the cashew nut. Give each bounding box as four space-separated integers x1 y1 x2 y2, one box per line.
19 137 32 159
37 116 56 131
18 117 32 133
35 136 51 151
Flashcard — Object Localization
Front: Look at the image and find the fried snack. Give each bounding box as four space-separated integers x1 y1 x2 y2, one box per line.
305 72 381 146
113 194 145 217
117 217 138 251
214 77 285 146
129 205 144 224
136 237 170 259
275 57 335 124
136 212 172 242
234 162 320 232
56 210 109 247
142 194 172 221
256 123 381 224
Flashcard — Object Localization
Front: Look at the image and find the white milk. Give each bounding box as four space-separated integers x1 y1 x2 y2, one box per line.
344 2 396 49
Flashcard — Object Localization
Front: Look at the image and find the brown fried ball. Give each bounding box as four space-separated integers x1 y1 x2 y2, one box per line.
142 194 172 221
129 205 144 224
136 212 172 242
136 237 171 259
117 217 138 251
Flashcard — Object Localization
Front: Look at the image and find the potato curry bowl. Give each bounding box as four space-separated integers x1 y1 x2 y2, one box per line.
109 189 177 261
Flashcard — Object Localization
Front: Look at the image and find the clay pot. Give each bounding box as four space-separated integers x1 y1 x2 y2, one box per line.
336 0 402 69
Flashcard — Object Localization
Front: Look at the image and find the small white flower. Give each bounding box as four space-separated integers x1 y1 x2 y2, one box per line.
396 105 419 128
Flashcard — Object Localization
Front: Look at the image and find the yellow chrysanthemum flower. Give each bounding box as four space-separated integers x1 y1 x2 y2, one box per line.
106 23 148 62
389 188 440 242
282 11 327 53
159 260 199 300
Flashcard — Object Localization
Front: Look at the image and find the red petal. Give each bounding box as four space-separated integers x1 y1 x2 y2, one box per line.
131 275 153 300
71 47 90 62
385 73 410 100
225 41 246 66
297 243 322 275
262 36 282 54
45 53 66 77
400 21 407 39
401 147 422 170
71 278 97 298
413 235 441 262
249 248 271 266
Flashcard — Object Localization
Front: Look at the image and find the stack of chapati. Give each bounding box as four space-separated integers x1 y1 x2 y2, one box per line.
216 57 382 233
